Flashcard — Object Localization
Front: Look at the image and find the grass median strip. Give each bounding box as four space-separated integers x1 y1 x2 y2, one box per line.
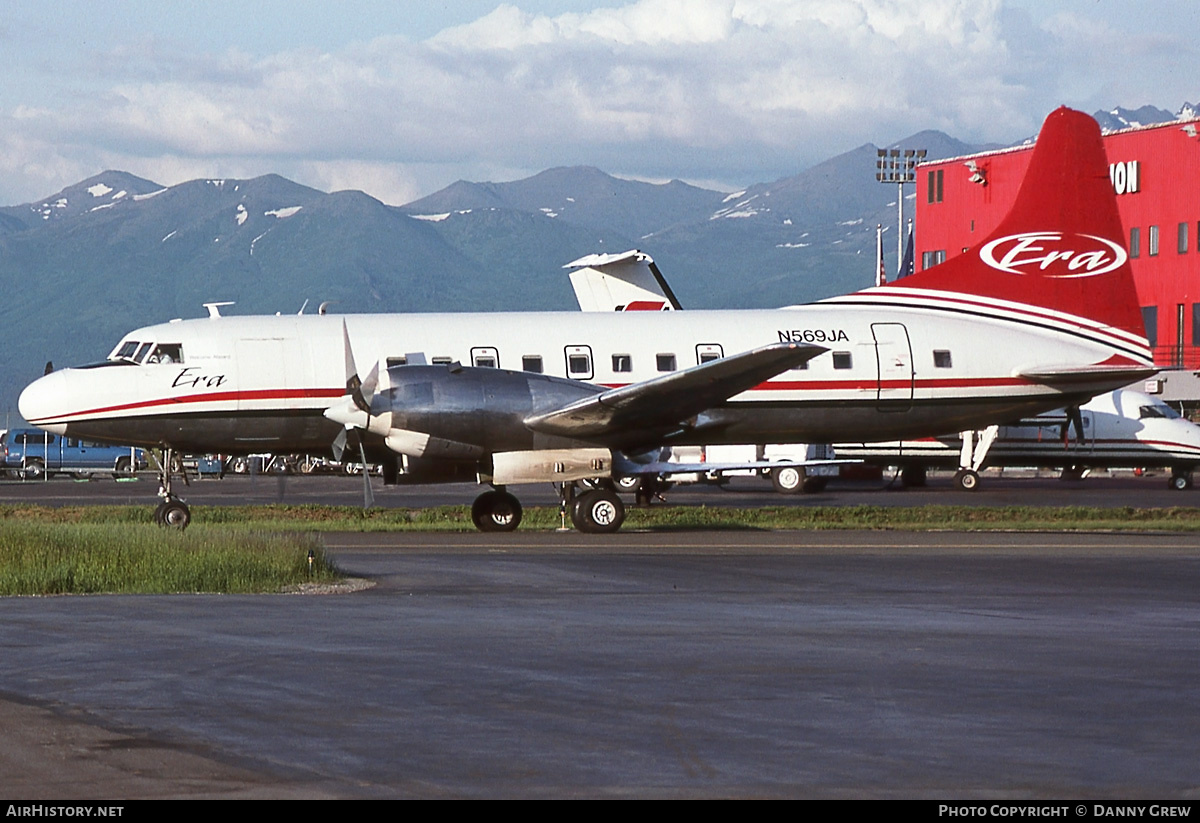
2 502 1200 532
2 503 1197 595
0 522 339 596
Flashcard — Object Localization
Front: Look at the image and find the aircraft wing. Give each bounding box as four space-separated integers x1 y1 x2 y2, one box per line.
524 342 825 447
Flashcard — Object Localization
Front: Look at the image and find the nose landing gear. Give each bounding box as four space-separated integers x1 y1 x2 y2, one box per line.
152 447 191 529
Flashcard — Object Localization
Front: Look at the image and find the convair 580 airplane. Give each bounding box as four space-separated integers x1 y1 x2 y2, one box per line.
19 108 1154 531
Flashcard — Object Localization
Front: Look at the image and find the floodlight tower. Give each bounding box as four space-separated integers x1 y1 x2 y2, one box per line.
876 147 926 266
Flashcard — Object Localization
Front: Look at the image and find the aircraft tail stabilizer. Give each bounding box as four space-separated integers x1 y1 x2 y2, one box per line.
875 107 1146 345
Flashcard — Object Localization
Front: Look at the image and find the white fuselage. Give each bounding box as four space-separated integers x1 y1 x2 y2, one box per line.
19 292 1150 458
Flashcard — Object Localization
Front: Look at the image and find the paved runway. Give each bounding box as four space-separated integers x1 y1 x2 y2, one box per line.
3 530 1199 798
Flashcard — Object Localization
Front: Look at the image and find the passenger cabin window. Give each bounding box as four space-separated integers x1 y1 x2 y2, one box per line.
696 344 723 364
471 347 499 368
656 353 677 372
933 350 953 368
431 356 453 365
565 346 593 380
612 354 632 373
146 344 182 364
522 355 543 374
832 352 853 370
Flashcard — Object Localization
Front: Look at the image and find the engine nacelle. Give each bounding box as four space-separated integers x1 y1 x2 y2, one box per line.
375 364 602 455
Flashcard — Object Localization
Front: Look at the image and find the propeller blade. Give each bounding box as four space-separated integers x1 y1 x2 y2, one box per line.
332 428 347 462
358 439 375 510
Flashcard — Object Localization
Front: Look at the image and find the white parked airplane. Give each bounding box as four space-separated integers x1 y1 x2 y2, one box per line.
836 388 1200 490
18 107 1154 531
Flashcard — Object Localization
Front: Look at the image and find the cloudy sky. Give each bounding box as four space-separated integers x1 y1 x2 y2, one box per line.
1 0 1195 206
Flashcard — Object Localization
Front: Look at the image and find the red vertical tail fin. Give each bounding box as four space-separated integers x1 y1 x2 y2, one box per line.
887 106 1145 341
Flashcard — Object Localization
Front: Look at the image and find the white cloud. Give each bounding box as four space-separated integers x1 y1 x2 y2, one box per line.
0 0 1196 206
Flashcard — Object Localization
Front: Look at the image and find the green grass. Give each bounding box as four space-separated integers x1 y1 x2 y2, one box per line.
2 502 1197 596
0 522 339 596
2 502 1200 532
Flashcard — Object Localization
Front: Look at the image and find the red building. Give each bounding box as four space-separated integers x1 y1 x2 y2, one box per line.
915 117 1200 369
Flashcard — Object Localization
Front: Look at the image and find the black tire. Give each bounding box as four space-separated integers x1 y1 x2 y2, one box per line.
155 499 191 529
22 458 46 481
770 466 804 494
72 472 94 481
113 456 134 480
571 489 625 534
1170 472 1192 491
954 469 980 491
614 475 642 493
229 457 248 474
471 490 523 532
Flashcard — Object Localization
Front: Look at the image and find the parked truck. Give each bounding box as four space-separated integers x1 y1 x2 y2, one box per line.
1 429 147 480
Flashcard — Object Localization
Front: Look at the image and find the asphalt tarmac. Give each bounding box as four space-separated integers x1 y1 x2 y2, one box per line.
2 527 1200 798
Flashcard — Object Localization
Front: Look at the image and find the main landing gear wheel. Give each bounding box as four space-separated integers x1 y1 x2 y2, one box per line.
154 498 191 529
953 469 980 491
472 490 523 532
770 466 804 495
571 489 625 534
1170 472 1193 491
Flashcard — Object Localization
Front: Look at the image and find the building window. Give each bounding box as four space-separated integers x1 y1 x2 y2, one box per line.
1129 227 1140 258
386 356 407 367
921 250 946 270
1142 307 1158 348
612 354 632 373
926 169 943 204
522 355 543 373
832 352 853 370
1192 305 1200 346
1180 222 1190 254
933 350 953 368
656 353 677 372
1149 225 1159 257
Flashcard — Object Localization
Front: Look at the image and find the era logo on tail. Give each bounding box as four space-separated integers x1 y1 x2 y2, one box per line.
981 232 1128 278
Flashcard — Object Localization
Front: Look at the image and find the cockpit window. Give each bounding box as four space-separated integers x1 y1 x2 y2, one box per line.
113 341 140 360
1140 403 1181 420
146 343 183 364
134 342 154 362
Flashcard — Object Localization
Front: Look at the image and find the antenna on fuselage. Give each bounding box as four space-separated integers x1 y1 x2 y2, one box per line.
202 301 235 318
297 299 309 315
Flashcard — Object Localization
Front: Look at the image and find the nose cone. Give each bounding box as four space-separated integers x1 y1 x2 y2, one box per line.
18 370 70 434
